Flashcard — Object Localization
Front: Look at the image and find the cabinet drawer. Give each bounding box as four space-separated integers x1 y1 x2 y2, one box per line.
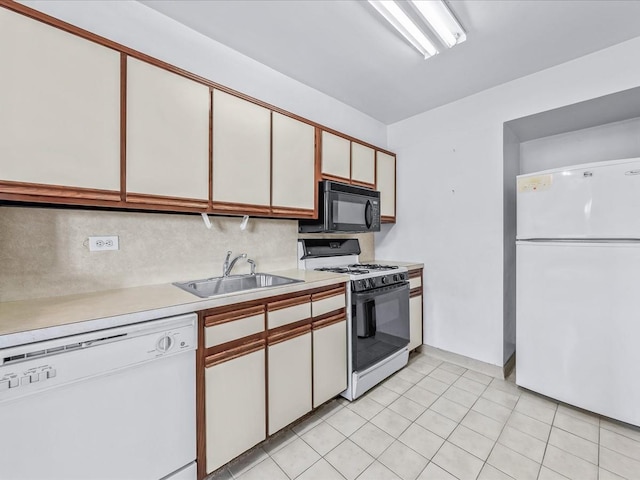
267 297 311 330
312 292 346 318
205 312 265 348
409 276 422 290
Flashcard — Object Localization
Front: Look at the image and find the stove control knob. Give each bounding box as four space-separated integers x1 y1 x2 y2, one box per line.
156 335 174 353
393 274 400 282
381 276 388 285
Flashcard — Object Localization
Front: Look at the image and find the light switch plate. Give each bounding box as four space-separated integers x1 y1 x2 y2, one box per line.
88 235 119 251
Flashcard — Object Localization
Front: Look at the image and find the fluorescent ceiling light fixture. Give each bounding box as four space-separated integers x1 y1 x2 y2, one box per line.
368 0 438 58
412 0 466 48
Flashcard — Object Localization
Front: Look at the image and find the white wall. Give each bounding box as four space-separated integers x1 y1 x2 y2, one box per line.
376 35 640 367
520 117 640 174
22 0 386 147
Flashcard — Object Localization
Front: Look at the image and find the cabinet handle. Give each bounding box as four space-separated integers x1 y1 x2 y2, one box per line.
205 338 265 367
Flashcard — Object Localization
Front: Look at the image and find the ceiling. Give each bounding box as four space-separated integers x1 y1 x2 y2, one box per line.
140 0 640 125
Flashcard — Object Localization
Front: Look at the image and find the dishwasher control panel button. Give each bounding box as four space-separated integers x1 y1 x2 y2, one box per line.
20 376 31 386
156 336 174 353
46 369 57 379
0 380 9 391
9 377 19 388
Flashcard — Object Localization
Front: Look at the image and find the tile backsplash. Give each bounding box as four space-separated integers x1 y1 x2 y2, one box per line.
0 206 374 302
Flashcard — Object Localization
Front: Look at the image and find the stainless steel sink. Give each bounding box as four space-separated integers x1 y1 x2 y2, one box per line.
173 273 303 298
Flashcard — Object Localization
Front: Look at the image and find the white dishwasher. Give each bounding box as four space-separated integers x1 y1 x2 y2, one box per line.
0 313 197 480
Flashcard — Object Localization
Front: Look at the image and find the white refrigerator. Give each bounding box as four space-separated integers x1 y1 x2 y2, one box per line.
516 158 640 427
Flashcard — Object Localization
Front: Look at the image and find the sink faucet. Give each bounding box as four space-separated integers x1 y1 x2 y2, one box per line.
222 250 247 277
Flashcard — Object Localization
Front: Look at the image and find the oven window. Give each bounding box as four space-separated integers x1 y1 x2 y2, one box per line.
352 284 410 372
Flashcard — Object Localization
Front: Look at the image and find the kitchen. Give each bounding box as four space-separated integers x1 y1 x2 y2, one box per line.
2 1 640 479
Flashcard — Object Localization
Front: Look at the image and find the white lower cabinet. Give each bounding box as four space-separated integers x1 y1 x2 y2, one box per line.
409 295 423 351
267 331 312 435
205 347 266 473
313 319 347 408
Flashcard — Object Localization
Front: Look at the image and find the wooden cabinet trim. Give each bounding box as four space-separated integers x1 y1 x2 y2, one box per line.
410 287 423 298
205 305 266 327
312 312 346 330
311 285 345 302
196 313 206 480
0 181 121 202
205 338 265 367
408 269 422 278
270 206 315 218
125 193 209 209
267 295 311 312
321 173 351 184
381 215 396 223
205 332 266 358
120 52 127 201
268 324 311 346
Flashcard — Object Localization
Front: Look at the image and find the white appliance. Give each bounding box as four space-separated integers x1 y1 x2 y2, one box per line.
0 313 198 480
516 158 640 426
298 239 410 400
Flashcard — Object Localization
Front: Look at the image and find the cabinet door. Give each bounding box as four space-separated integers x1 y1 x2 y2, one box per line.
205 346 266 473
268 331 312 435
409 294 423 351
271 113 316 213
376 151 396 221
0 8 120 196
351 143 375 187
212 90 270 208
321 131 350 180
313 318 347 408
126 58 209 205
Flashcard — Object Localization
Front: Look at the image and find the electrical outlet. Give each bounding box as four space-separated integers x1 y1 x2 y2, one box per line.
88 235 119 251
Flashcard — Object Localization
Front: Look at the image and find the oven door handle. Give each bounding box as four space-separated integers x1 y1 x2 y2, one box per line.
352 282 409 301
366 300 376 336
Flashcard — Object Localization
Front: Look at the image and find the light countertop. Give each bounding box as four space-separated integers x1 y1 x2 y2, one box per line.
0 259 423 349
0 269 347 349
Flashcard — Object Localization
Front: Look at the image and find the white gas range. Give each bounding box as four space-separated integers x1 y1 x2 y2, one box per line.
298 239 410 400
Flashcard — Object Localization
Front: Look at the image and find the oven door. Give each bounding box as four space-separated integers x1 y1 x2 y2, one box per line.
326 190 380 232
351 282 410 372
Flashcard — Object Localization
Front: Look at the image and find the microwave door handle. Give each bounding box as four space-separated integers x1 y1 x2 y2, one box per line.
365 200 373 229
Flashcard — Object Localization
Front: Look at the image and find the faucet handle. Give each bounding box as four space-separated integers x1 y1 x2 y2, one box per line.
247 259 256 275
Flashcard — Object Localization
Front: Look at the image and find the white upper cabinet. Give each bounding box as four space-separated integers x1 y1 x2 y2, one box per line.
126 58 210 202
351 143 375 186
321 131 350 180
212 90 271 207
376 151 396 219
0 8 120 192
272 113 316 212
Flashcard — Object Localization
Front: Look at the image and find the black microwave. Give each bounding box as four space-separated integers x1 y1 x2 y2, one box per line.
299 181 381 233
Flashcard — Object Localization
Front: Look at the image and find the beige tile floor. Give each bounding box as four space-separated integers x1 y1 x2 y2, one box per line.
207 352 640 480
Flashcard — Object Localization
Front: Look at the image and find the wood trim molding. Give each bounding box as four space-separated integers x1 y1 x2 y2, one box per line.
205 332 266 358
210 201 271 215
0 181 121 201
410 287 423 298
408 269 422 279
311 285 345 302
268 318 313 337
321 173 351 184
312 312 346 330
204 338 265 367
267 295 311 312
196 313 206 480
270 206 315 218
125 193 209 209
209 87 214 207
204 305 266 327
381 215 396 223
267 323 311 345
120 53 127 202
